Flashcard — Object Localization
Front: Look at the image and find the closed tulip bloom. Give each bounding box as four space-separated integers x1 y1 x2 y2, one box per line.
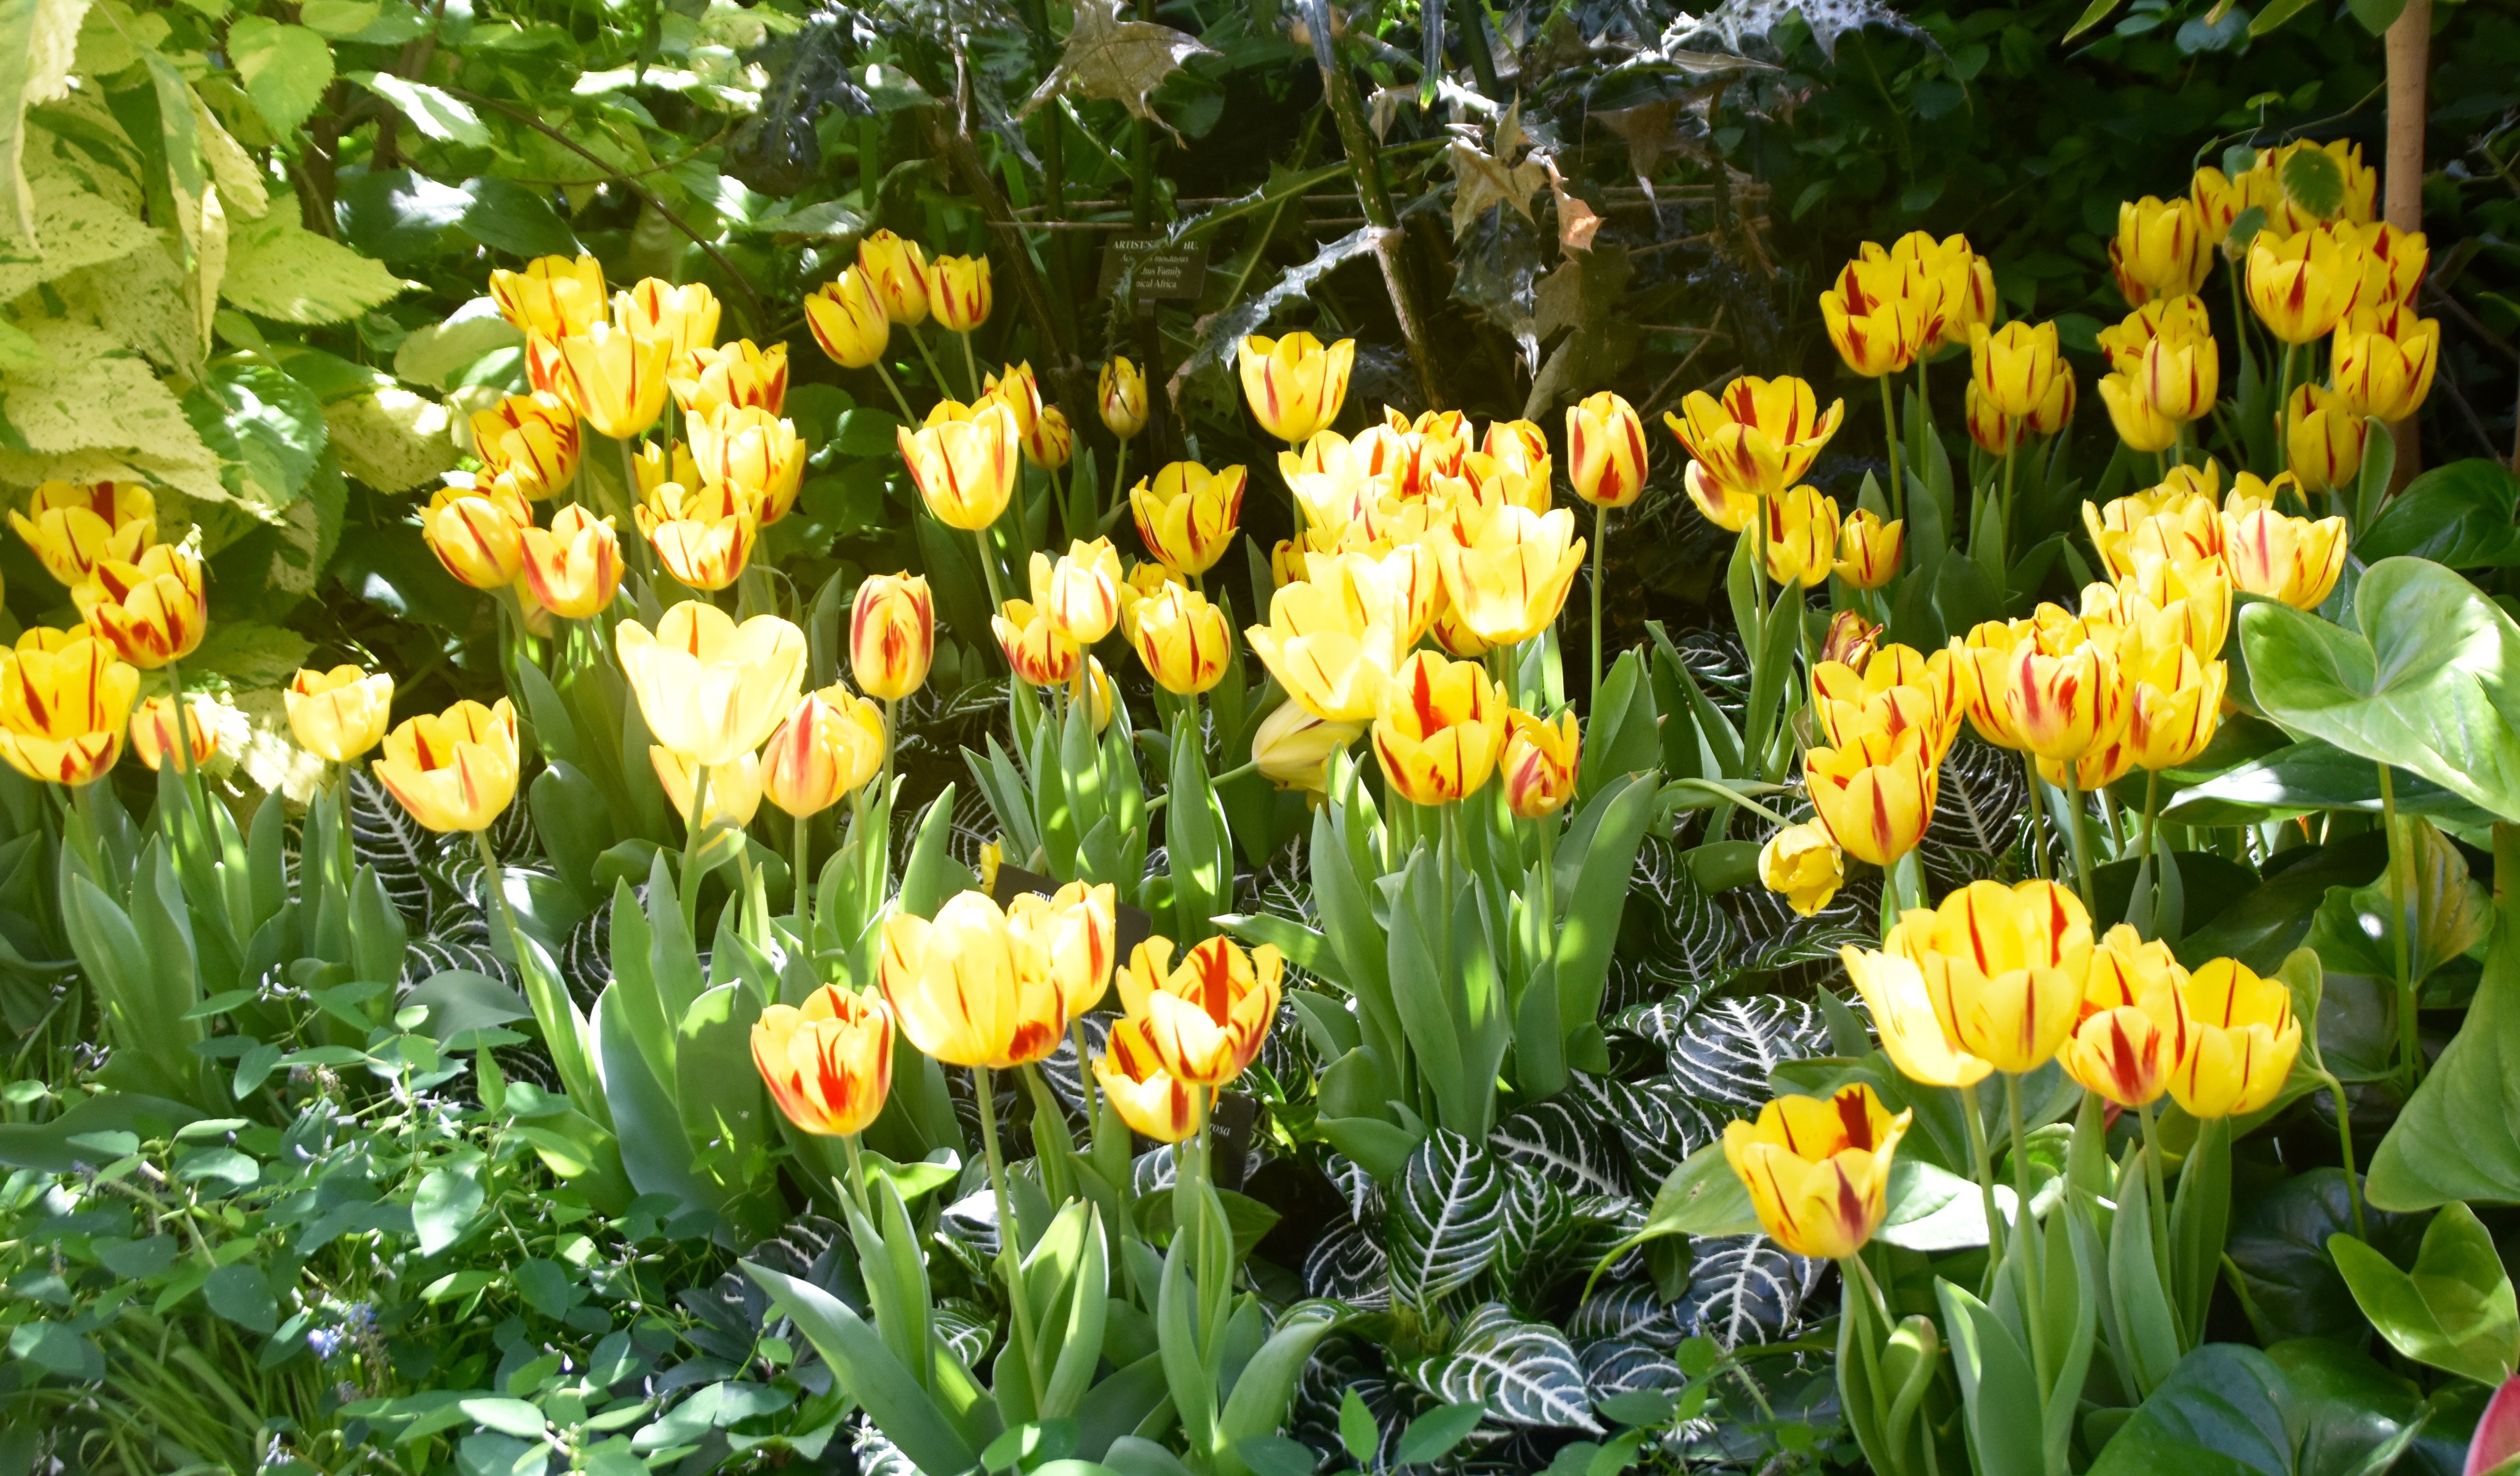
1245 580 1399 722
614 279 720 358
1759 486 1840 589
1664 375 1844 503
1566 391 1648 508
1118 560 1188 641
851 573 934 700
1482 419 1551 479
2286 383 2367 496
0 631 138 785
421 482 533 589
1682 459 1758 533
616 602 808 767
1969 321 2062 420
2140 333 2220 423
1958 619 2032 749
1252 701 1363 793
2248 227 2361 344
1131 461 1247 577
1099 357 1149 438
857 230 932 325
672 339 789 419
1005 880 1120 1014
1722 1085 1911 1260
1841 946 1994 1089
805 268 891 369
993 599 1082 686
1888 879 2092 1075
76 543 208 669
1373 650 1506 805
2189 165 2256 256
690 405 805 524
1965 381 2023 456
652 745 765 830
1025 405 1074 471
1811 642 1973 760
2332 304 2440 423
2097 294 2216 375
1131 583 1231 695
2170 958 2303 1118
1115 935 1283 1088
2348 222 2427 308
2090 554 2231 662
471 393 581 497
2120 639 2225 772
129 693 218 771
924 254 992 332
1834 511 1903 590
753 986 893 1137
374 699 519 833
489 254 607 337
2112 196 2213 304
2222 500 2347 609
898 399 1020 530
1096 1017 1199 1141
1028 537 1123 646
2097 372 2181 454
2026 363 2078 436
2085 479 2225 579
517 505 622 620
1237 332 1355 444
880 890 1076 1068
2063 927 2191 1109
11 481 155 586
984 359 1047 443
2000 618 2132 764
1759 820 1843 917
286 666 394 762
554 322 673 439
1821 610 1882 670
634 481 757 592
1804 726 1935 867
1820 253 1925 376
1501 708 1580 819
1891 231 1994 350
1435 504 1586 645
762 685 886 818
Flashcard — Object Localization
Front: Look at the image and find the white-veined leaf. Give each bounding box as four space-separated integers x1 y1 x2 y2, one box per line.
1388 1129 1519 1305
1412 1303 1603 1433
1677 1235 1822 1351
1666 996 1829 1109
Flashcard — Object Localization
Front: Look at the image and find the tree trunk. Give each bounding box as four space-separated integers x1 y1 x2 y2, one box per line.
2384 0 2430 489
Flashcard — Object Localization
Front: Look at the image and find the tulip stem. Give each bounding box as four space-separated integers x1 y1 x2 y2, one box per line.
2020 753 2052 881
908 326 953 401
880 698 899 818
973 528 1009 627
1149 759 1258 814
2273 343 2298 479
873 360 917 425
958 330 982 402
838 1130 875 1224
681 763 713 933
1590 502 1609 714
2059 774 2098 914
2135 1100 2175 1304
1070 1018 1102 1132
1958 1080 2006 1286
972 1065 1045 1403
1878 376 1905 523
2000 441 2018 559
2323 1066 2370 1244
2380 763 2420 1090
616 439 654 581
1108 439 1131 526
792 811 813 961
2136 769 2164 938
2003 1070 2051 1386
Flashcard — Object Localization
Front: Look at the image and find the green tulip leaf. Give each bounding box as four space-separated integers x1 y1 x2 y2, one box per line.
2368 827 2520 1211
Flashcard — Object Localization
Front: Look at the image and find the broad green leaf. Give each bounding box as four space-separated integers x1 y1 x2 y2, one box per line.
2357 460 2520 569
1393 1401 1489 1465
1937 1281 2048 1476
357 72 488 145
2087 1343 2290 1475
743 1260 980 1475
2165 741 2498 834
222 211 411 324
412 1165 483 1254
2368 827 2520 1210
227 18 333 134
459 176 579 260
202 1262 277 1333
2330 1203 2519 1387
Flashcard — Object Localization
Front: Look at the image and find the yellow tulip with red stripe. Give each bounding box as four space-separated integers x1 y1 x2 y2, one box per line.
286 666 394 763
1131 583 1231 696
923 254 992 332
805 268 891 369
2248 226 2362 345
2222 498 2347 609
489 254 606 337
2063 924 2192 1109
1433 504 1586 646
857 231 931 326
753 985 892 1137
554 322 673 440
671 339 788 419
1237 332 1355 444
2140 332 2219 424
2097 371 2180 454
1887 879 2093 1075
75 543 208 670
1566 391 1648 508
2286 383 2366 496
1132 461 1247 577
1099 357 1148 439
129 694 218 771
1722 1085 1911 1260
374 699 519 833
1759 486 1840 589
1115 934 1283 1088
1810 640 1973 761
2171 958 2303 1118
615 602 808 767
471 393 581 497
2111 196 2213 304
1759 821 1844 918
880 890 1078 1069
1030 537 1124 646
993 599 1081 686
2097 294 2214 375
2026 364 2078 436
1998 611 2132 765
1820 252 1926 377
422 481 533 590
691 405 805 524
1251 701 1362 794
850 573 934 701
0 630 137 785
898 400 1020 531
614 279 720 358
1804 724 1935 867
2332 304 2439 423
11 481 155 587
1245 579 1400 722
1372 650 1506 805
1969 321 2063 420
634 480 757 593
1965 382 2022 456
2085 555 2230 662
1834 510 1903 590
1663 375 1844 503
1008 881 1120 1013
1840 944 1994 1089
1482 420 1551 482
1096 1016 1200 1142
519 505 623 620
1501 708 1579 819
652 746 765 831
762 685 886 818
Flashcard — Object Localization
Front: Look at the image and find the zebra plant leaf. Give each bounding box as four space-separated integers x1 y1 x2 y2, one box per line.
1667 996 1830 1110
348 770 437 928
1929 734 2028 855
1580 1337 1687 1400
1577 1074 1723 1197
1412 1303 1604 1433
1567 1283 1688 1348
1617 838 1735 993
1678 1235 1822 1350
1302 1216 1390 1308
1490 1099 1628 1200
1387 1129 1520 1305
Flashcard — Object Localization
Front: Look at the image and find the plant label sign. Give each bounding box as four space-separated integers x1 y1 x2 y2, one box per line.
1099 235 1208 313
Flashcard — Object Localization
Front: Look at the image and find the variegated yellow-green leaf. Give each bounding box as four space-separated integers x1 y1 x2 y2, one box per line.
221 212 409 324
0 0 92 249
327 387 457 494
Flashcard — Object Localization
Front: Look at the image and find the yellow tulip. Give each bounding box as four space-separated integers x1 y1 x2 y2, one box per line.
804 268 891 369
2062 924 2191 1109
518 505 623 620
489 254 606 337
1237 332 1355 444
1131 583 1231 696
880 887 1103 1068
1131 461 1247 577
762 685 886 818
897 399 1019 531
1996 612 2132 765
1682 459 1758 534
75 543 208 670
1758 820 1843 918
2097 294 2215 376
1970 321 2063 420
2026 363 2078 436
1888 879 2092 1075
992 599 1082 687
1118 560 1188 641
470 392 581 497
1722 1085 1911 1260
2286 383 2367 496
421 481 533 590
2347 222 2427 309
614 279 720 358
2097 372 2181 454
1964 381 2021 457
1433 504 1586 646
2170 958 2303 1119
633 480 757 592
0 630 137 785
128 694 217 772
286 666 394 763
373 699 519 833
1565 391 1648 508
1252 700 1362 793
1500 708 1580 819
851 573 934 701
1482 419 1551 481
2189 166 2257 257
2084 478 2225 579
525 331 573 407
1841 945 1994 1089
1245 579 1399 722
2111 196 2213 305
690 404 805 525
1029 537 1123 646
633 437 701 499
651 745 764 831
1099 357 1149 439
553 322 673 440
1820 253 1925 377
615 602 807 767
857 230 931 326
1821 609 1883 670
1891 230 1994 350
752 985 893 1137
924 254 992 332
1810 641 1973 761
2140 333 2219 424
2118 637 2224 772
2088 553 2230 662
1025 405 1073 471
1080 656 1116 735
1009 880 1120 1012
1096 1017 1200 1141
1759 485 1840 589
1804 726 1935 867
2248 226 2362 345
1372 650 1505 805
1114 934 1282 1086
1663 376 1844 503
11 481 155 587
2221 500 2347 609
2332 304 2439 423
1833 510 1903 590
671 339 788 420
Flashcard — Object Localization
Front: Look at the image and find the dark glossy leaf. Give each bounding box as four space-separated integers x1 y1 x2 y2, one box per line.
1388 1129 1520 1305
2225 1168 2424 1345
2368 829 2520 1212
2357 460 2520 569
2167 742 2499 833
1675 1235 1817 1351
1664 995 1828 1110
1413 1304 1602 1432
2331 1203 2519 1388
2175 832 2388 973
2087 1342 2292 1476
1490 1098 1627 1200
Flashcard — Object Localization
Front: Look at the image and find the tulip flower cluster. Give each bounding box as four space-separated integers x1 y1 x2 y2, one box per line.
1765 637 1978 911
1095 934 1283 1142
1818 232 1998 381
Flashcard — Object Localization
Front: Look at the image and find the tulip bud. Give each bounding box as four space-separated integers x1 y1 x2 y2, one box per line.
633 480 757 591
2111 196 2213 305
2025 363 2078 436
130 696 218 772
1759 821 1844 917
2139 333 2220 424
753 986 893 1137
1131 583 1231 696
286 666 395 763
1117 560 1185 642
1025 405 1074 471
374 699 520 833
75 543 209 670
1999 616 2132 765
804 268 891 369
851 573 934 701
1820 611 1881 670
519 505 623 620
1252 700 1362 793
1683 458 1758 533
470 393 581 498
881 887 1107 1068
1500 708 1580 819
11 480 156 587
1721 1085 1911 1259
1965 382 2021 456
554 322 673 440
993 599 1082 686
1834 510 1903 590
857 230 931 326
2170 958 2302 1118
691 405 806 524
924 253 993 332
1099 357 1149 439
2285 383 2366 495
1032 537 1124 646
1245 579 1400 722
898 400 1020 531
0 630 137 785
1969 321 2063 420
1238 332 1355 444
1565 391 1648 508
2348 221 2427 308
2096 372 2180 454
762 685 887 817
